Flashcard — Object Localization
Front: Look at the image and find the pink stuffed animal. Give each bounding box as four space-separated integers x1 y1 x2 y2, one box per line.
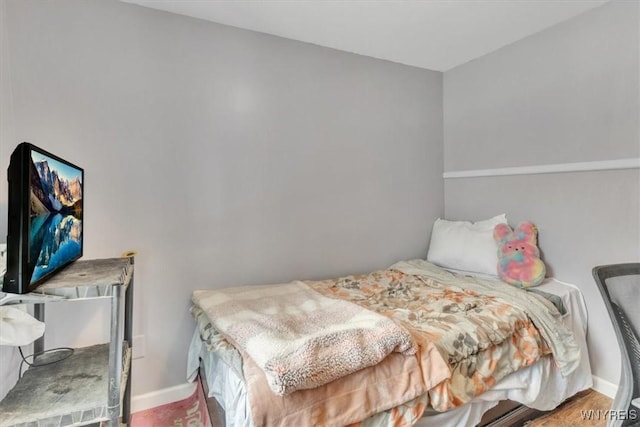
493 222 546 288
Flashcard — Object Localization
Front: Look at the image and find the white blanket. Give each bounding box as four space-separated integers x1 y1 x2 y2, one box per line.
192 281 416 396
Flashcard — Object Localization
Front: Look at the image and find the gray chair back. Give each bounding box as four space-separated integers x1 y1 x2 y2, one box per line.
593 263 640 427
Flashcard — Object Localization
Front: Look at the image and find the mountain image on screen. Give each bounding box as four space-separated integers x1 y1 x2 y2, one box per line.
28 152 83 284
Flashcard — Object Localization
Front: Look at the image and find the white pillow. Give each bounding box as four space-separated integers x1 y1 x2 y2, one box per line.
426 214 507 276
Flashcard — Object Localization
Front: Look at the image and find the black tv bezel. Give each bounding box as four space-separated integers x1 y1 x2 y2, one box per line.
3 142 84 294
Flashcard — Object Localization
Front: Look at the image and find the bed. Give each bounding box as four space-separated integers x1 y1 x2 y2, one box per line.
186 259 592 427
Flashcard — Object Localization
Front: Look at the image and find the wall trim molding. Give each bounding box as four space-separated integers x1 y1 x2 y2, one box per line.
592 375 618 399
131 382 196 413
443 158 640 179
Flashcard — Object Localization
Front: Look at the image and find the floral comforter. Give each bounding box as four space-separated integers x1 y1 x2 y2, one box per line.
309 266 551 412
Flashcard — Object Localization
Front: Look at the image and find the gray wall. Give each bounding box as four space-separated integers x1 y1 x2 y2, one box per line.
444 0 639 386
0 0 21 401
0 0 443 396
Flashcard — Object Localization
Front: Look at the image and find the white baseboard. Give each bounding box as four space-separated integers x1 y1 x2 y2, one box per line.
592 375 618 399
131 382 196 413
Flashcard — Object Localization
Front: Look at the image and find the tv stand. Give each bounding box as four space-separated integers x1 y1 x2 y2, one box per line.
0 257 134 427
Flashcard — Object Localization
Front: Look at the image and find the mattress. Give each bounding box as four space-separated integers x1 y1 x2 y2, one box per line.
187 269 592 427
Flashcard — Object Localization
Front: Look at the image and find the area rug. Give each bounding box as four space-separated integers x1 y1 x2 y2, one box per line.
131 378 212 427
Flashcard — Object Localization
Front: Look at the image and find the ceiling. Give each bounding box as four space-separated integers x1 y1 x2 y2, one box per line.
123 0 610 71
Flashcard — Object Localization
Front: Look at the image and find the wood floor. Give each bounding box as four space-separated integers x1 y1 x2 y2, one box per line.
526 389 612 427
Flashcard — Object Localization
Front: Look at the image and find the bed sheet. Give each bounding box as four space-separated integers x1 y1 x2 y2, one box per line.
187 277 592 427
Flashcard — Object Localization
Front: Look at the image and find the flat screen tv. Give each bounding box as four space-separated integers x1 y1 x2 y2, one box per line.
3 142 83 294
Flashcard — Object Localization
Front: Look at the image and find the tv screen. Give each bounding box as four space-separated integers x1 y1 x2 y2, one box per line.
3 142 83 294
